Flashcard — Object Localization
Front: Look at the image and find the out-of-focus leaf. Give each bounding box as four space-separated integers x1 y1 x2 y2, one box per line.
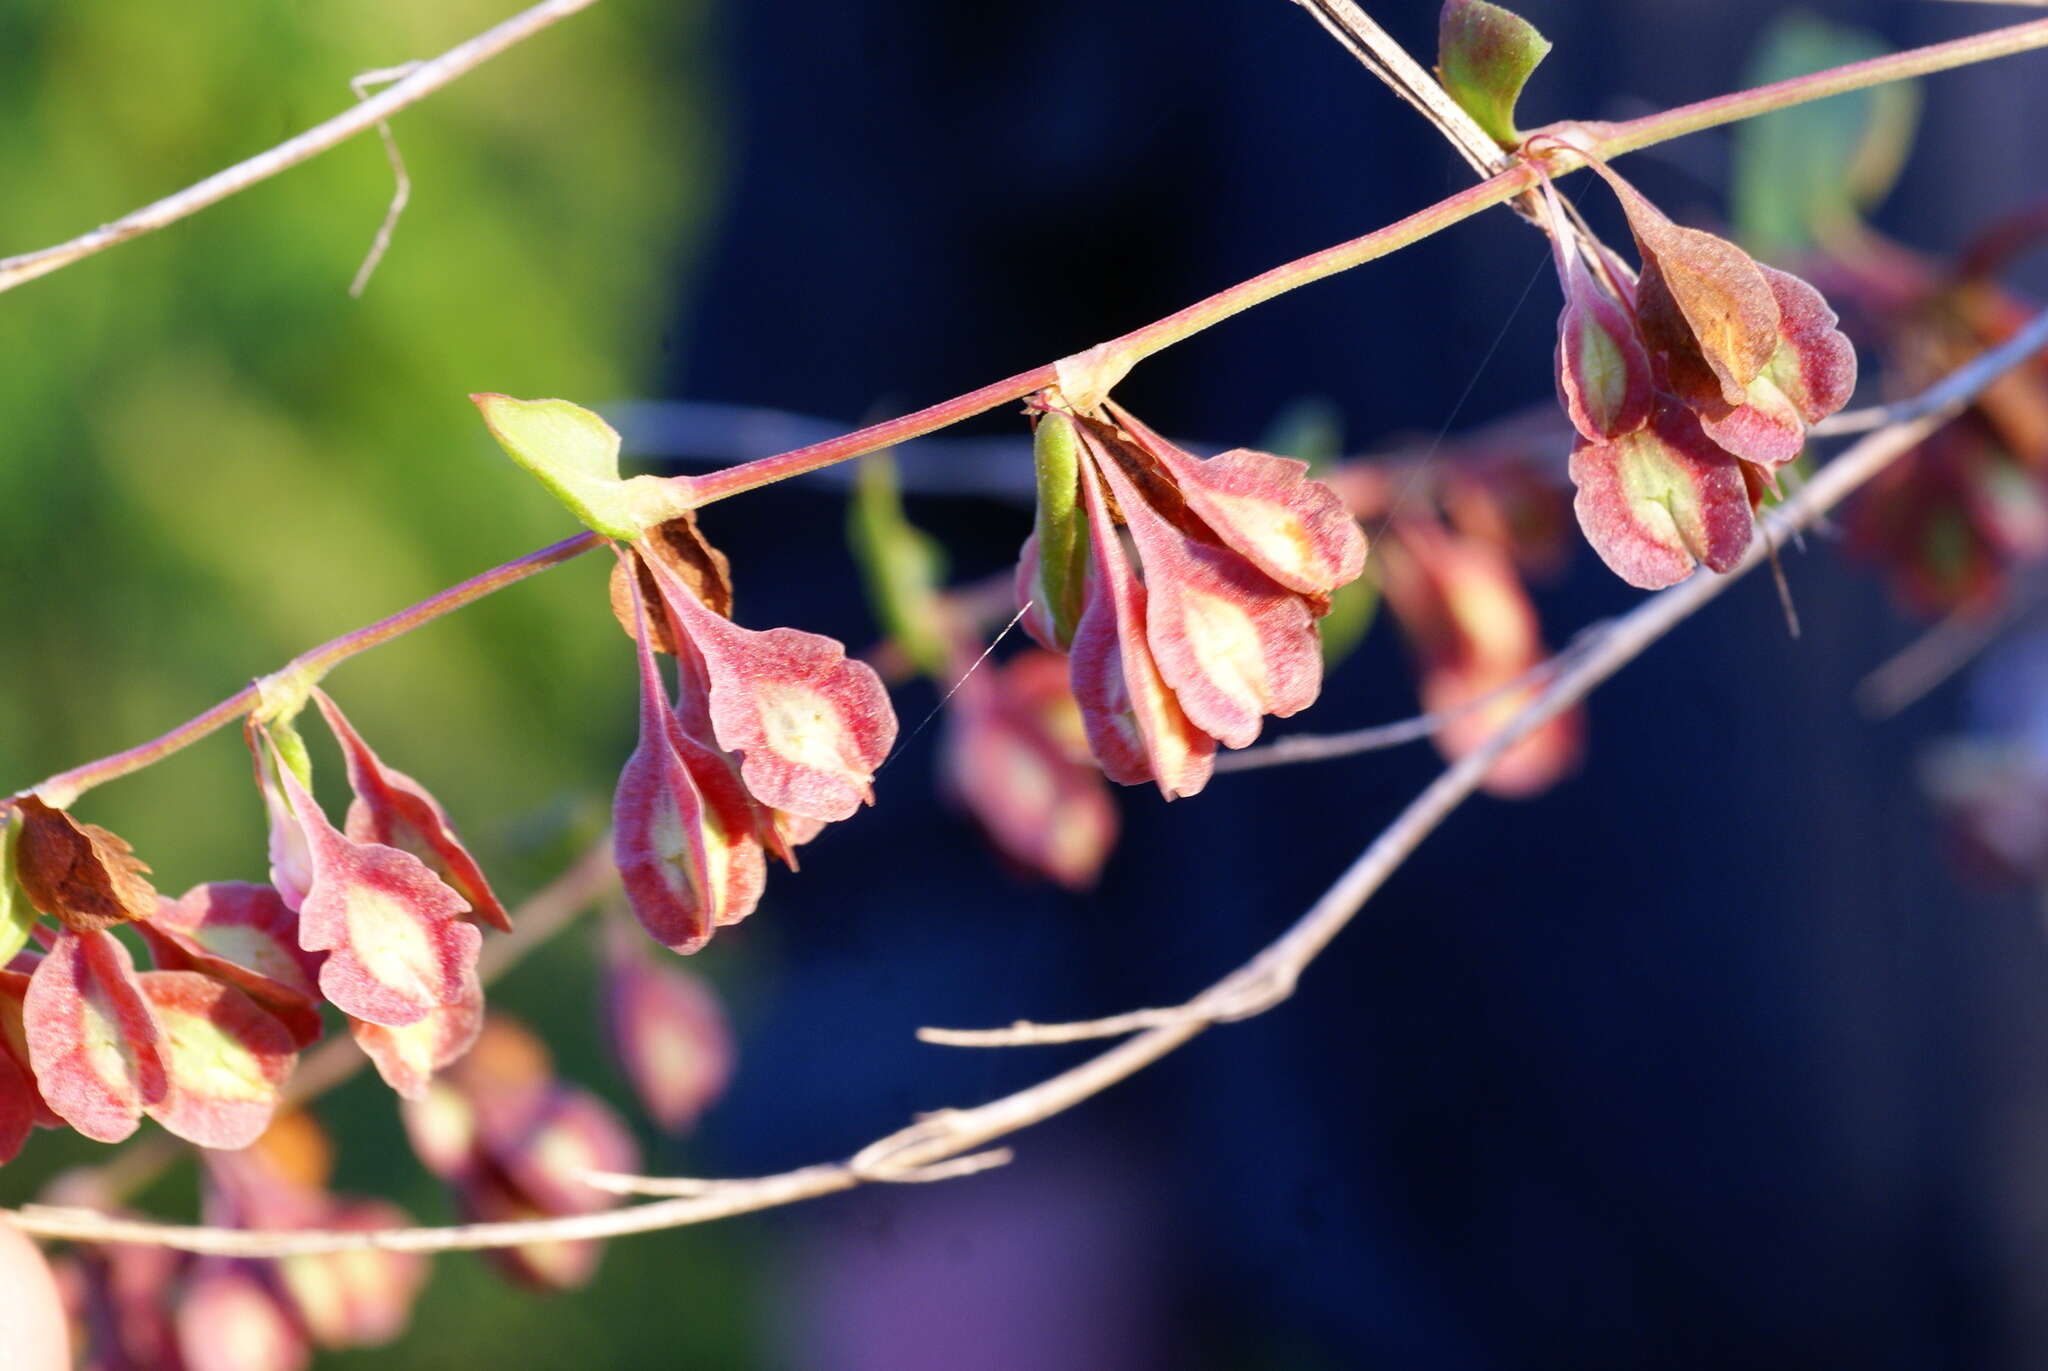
1732 15 1920 257
848 451 950 679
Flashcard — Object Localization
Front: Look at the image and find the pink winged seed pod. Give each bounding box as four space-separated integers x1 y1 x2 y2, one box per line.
1025 397 1367 796
251 726 481 1033
601 929 734 1133
940 647 1120 889
610 538 892 954
1531 148 1857 588
312 689 513 934
21 929 167 1143
612 562 771 955
141 882 327 1049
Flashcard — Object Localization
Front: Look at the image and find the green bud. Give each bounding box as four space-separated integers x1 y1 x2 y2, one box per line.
0 811 32 968
1437 0 1552 148
1032 410 1089 649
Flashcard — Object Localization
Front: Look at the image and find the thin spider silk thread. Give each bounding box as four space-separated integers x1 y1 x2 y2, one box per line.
877 601 1034 769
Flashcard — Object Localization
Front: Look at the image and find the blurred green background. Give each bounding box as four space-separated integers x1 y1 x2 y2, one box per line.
0 1 769 1363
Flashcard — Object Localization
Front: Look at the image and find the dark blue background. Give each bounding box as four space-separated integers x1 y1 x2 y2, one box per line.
666 3 2048 1366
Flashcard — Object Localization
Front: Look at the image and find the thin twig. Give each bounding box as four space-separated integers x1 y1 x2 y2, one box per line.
1287 0 1507 177
21 18 2048 808
16 310 2043 1254
1211 620 1611 774
0 0 599 296
347 63 421 298
1854 579 2046 718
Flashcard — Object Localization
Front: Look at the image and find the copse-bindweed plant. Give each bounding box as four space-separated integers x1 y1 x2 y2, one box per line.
6 0 2048 1360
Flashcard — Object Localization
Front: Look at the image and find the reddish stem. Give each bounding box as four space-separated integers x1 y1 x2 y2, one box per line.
23 14 2048 804
28 532 600 806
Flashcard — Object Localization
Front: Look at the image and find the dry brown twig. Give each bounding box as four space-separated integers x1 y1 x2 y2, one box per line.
0 0 599 297
11 307 2047 1254
346 62 421 298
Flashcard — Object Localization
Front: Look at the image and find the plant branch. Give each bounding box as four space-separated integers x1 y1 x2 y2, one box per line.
21 14 2048 806
346 62 423 298
1210 623 1608 775
24 532 599 807
0 0 600 297
1589 16 2048 159
1287 0 1508 176
15 309 2044 1256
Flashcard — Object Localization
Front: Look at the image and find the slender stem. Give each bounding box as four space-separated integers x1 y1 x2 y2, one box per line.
1593 17 2048 157
25 14 2048 803
689 14 2048 503
0 0 602 296
27 532 599 807
684 364 1054 505
1288 0 1507 176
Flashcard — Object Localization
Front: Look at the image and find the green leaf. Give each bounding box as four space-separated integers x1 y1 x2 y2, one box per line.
0 813 32 968
1032 411 1090 649
472 394 687 540
1437 0 1553 148
848 451 951 679
1731 15 1920 257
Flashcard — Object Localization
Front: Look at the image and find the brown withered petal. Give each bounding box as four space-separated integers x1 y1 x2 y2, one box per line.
608 509 735 652
1586 159 1780 404
1568 401 1755 590
12 796 157 933
1670 265 1858 469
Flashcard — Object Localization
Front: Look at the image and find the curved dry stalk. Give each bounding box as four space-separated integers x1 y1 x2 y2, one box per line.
346 62 422 298
1854 578 2046 719
1212 621 1612 775
1288 0 1508 177
0 0 599 296
13 309 2045 1256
